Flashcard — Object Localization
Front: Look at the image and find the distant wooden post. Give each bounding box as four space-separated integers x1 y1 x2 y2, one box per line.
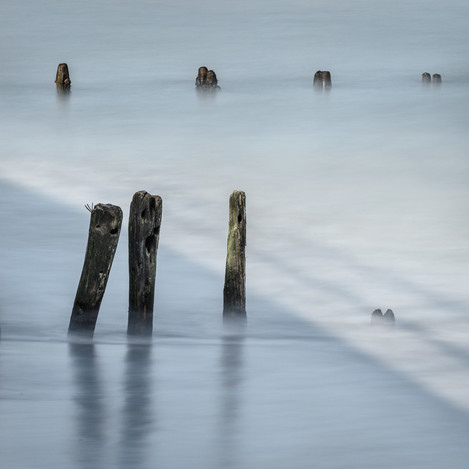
55 63 71 85
69 204 123 337
55 63 71 94
314 70 332 89
384 309 395 324
371 308 383 325
223 191 246 320
422 72 431 84
128 191 162 336
432 73 442 84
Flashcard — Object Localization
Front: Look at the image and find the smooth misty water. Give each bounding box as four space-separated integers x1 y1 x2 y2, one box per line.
1 1 469 467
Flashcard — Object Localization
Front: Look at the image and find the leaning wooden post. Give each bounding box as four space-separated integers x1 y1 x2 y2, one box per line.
223 190 247 320
128 191 162 336
69 204 123 337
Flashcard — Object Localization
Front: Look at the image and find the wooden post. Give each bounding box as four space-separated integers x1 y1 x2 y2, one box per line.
371 308 383 325
314 70 332 89
68 204 123 337
55 63 71 85
384 309 395 324
422 72 431 84
128 191 162 336
432 73 442 84
223 190 246 320
55 63 71 95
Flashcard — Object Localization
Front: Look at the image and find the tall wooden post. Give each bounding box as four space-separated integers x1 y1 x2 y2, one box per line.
128 191 162 336
223 190 246 320
69 204 123 337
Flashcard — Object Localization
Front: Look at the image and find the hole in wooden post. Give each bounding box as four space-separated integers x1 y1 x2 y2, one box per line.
110 228 118 235
141 209 146 219
145 234 155 254
238 214 242 223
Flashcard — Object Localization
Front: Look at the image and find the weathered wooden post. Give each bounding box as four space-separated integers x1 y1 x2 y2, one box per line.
314 70 332 89
196 66 208 86
422 72 431 84
432 73 442 84
223 190 246 320
55 63 71 93
55 63 71 85
68 204 123 337
128 191 162 336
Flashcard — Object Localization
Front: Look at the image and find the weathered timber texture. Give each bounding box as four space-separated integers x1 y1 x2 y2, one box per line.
313 70 332 89
223 190 246 319
128 191 162 336
69 204 123 337
195 66 221 90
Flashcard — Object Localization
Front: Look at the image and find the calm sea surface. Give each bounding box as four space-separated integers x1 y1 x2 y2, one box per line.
1 1 469 467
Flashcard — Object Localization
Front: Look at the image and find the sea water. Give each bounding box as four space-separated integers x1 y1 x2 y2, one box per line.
1 1 469 467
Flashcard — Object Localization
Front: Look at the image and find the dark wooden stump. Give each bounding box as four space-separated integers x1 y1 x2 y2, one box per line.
432 73 442 84
55 63 71 94
128 191 162 336
313 70 332 89
196 66 208 86
223 191 246 320
55 63 71 85
196 66 221 91
68 204 123 337
422 72 431 84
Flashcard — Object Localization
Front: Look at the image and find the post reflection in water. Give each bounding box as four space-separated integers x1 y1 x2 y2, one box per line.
218 326 245 468
118 343 153 469
68 343 106 469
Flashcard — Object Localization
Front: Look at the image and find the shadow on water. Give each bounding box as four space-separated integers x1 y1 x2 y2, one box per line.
68 342 106 469
217 321 246 468
118 343 153 469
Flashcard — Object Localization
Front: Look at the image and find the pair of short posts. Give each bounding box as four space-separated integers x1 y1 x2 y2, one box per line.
68 190 246 338
422 73 442 84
